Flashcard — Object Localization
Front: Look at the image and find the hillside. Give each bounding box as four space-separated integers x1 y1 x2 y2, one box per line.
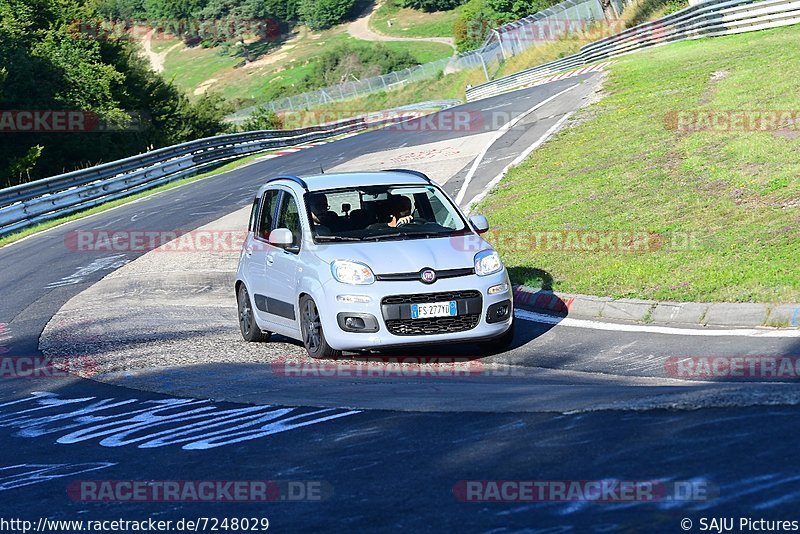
157 20 455 107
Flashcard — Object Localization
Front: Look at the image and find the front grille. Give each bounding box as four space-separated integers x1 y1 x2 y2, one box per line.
375 268 475 282
385 314 481 336
381 290 481 305
381 290 482 336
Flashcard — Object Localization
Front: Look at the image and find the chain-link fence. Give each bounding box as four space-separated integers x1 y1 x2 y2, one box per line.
232 43 504 118
234 0 624 117
486 0 610 58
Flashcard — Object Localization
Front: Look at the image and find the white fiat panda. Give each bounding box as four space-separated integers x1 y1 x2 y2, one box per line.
235 169 514 358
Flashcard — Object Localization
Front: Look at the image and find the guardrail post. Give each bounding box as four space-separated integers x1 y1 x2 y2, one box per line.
493 29 509 60
478 52 491 81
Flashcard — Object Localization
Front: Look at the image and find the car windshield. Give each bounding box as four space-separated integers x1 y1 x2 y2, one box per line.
305 184 467 242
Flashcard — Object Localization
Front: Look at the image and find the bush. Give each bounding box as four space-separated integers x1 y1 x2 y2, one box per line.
401 0 468 11
240 106 283 131
298 0 357 30
306 42 418 85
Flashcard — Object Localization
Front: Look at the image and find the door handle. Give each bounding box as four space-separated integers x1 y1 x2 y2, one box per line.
266 253 275 266
244 246 253 257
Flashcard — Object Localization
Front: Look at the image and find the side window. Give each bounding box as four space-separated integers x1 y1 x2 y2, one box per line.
248 197 259 232
276 192 302 250
256 190 280 240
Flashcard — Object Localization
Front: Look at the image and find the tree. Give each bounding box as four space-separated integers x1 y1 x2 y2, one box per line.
256 0 300 21
298 0 357 30
90 0 146 19
142 0 204 20
484 0 554 19
7 145 43 183
0 0 231 186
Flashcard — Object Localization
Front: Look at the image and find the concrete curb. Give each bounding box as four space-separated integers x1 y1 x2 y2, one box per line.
512 286 800 329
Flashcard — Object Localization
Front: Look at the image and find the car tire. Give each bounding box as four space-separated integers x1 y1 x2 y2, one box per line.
477 321 515 354
299 295 341 359
237 285 271 342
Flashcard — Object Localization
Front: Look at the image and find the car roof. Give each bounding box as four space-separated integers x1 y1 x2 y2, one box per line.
257 170 431 196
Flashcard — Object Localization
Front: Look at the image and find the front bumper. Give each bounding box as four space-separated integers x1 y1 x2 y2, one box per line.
318 270 513 351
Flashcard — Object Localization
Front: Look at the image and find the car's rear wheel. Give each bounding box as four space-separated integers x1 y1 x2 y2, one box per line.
477 321 515 354
237 285 270 342
300 295 341 359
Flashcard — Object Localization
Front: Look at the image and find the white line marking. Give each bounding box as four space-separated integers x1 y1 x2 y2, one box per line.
454 83 579 205
0 463 117 491
45 254 130 289
1 392 361 450
465 111 574 211
515 309 800 338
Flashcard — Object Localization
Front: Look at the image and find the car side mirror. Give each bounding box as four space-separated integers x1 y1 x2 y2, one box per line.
469 214 489 234
268 228 294 247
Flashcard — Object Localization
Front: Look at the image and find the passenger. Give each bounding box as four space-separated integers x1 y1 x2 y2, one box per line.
308 194 339 228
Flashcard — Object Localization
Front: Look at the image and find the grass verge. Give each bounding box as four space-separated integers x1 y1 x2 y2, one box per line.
478 24 800 303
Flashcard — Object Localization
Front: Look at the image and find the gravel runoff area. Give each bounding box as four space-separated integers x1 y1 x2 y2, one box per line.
39 206 800 413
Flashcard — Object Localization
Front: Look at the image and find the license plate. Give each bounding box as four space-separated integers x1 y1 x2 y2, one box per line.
411 300 457 319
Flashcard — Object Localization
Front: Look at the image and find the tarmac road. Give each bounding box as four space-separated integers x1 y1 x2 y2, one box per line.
1 73 799 532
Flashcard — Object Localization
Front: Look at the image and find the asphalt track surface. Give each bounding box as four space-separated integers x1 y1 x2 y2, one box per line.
1 74 799 532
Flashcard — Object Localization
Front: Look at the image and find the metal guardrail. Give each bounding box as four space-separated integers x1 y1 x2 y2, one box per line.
0 115 408 237
465 0 800 101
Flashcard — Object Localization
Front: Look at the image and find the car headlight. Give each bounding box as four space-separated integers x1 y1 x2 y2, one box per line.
474 249 503 276
331 260 375 285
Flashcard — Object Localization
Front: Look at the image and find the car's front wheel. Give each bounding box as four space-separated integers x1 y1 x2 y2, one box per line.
299 295 341 359
237 285 270 342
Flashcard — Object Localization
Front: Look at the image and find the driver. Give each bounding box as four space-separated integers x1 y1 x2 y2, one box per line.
308 194 338 228
387 195 413 227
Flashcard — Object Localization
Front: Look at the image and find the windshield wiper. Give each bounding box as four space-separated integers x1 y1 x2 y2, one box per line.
315 235 363 242
361 232 408 241
362 232 449 241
